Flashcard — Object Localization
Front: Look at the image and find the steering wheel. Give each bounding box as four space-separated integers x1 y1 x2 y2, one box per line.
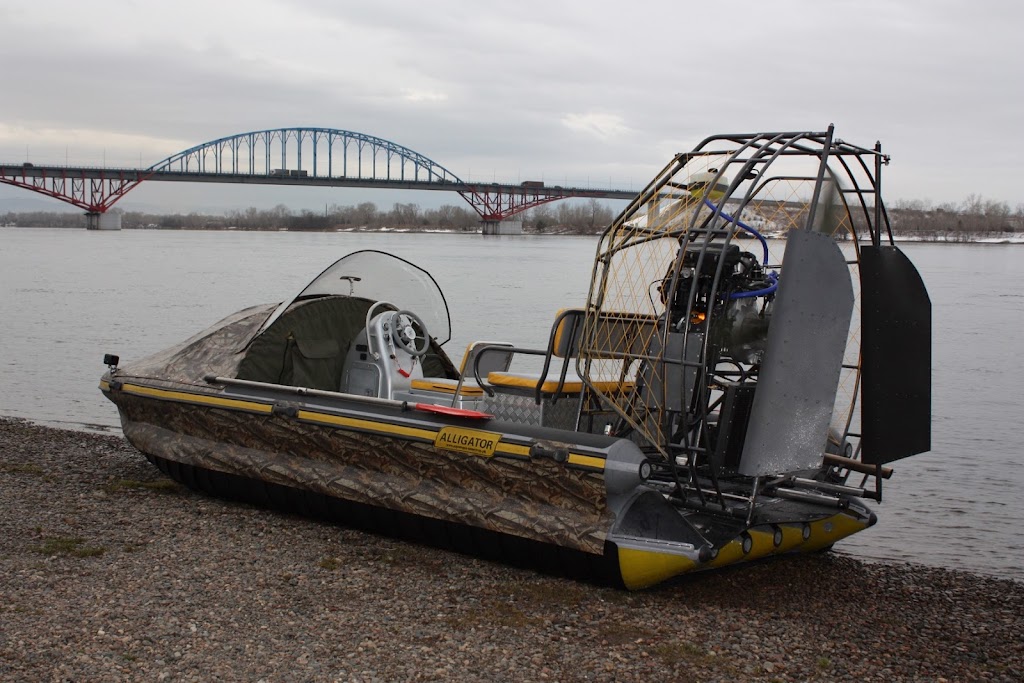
390 310 430 357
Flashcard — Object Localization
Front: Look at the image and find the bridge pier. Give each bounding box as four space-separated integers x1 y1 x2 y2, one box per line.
85 212 121 231
481 219 522 235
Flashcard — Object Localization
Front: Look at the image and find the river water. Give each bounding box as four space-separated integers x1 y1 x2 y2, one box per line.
2 227 1021 581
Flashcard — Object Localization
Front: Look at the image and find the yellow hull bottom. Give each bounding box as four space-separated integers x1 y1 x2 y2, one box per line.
617 510 870 590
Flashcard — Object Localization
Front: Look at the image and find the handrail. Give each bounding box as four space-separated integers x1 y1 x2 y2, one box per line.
471 346 547 398
448 340 513 407
471 308 587 403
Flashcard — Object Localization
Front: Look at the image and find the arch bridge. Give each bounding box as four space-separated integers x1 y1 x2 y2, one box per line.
0 127 633 228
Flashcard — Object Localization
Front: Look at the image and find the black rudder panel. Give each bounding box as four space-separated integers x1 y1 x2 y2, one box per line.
860 245 931 464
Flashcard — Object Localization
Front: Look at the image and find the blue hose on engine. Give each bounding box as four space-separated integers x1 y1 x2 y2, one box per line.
703 198 770 265
729 270 778 299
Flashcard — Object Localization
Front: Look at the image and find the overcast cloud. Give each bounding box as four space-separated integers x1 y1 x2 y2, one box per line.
1 0 1021 212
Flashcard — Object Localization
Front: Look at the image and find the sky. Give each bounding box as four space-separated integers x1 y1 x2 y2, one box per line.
1 0 1021 214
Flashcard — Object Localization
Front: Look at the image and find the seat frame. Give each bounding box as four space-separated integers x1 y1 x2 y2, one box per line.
472 309 587 405
471 308 659 431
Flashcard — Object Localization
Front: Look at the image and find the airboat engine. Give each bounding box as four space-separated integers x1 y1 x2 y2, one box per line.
341 305 429 399
661 242 776 363
652 240 780 474
656 242 776 396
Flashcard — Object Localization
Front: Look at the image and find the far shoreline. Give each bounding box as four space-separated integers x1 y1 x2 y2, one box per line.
4 223 1024 244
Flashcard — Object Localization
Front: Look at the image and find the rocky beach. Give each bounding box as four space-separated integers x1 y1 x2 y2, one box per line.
1 416 1021 682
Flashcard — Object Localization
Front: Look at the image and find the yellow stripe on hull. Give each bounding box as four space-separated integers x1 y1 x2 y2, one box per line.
104 382 607 474
297 409 437 441
567 453 606 469
121 383 273 414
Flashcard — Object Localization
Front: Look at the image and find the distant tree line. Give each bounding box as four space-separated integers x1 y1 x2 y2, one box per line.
0 202 480 231
0 198 619 234
141 202 487 232
2 196 1021 237
889 195 1023 240
524 200 616 234
1 210 84 228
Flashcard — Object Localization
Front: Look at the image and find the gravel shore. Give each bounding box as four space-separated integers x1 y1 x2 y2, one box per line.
1 416 1021 682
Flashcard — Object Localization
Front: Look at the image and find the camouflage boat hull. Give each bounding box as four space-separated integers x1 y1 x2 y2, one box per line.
100 307 876 590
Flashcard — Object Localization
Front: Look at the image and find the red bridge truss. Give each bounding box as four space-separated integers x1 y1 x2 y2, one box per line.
0 165 150 214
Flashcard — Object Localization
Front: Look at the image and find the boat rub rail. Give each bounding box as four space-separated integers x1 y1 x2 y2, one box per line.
100 379 608 472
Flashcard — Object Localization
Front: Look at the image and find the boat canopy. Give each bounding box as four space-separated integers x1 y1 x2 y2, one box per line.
253 250 452 346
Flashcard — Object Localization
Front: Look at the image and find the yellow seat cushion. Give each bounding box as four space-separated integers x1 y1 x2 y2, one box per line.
409 378 485 396
487 371 634 395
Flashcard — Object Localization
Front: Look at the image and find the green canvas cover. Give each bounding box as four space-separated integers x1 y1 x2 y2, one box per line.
236 296 457 391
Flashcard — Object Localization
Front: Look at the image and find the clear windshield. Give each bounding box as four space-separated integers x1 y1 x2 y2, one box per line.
253 250 451 345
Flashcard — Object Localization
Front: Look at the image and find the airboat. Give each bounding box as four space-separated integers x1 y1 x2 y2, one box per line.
100 127 930 589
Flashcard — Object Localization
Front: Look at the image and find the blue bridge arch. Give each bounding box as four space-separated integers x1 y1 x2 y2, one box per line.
150 127 465 185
